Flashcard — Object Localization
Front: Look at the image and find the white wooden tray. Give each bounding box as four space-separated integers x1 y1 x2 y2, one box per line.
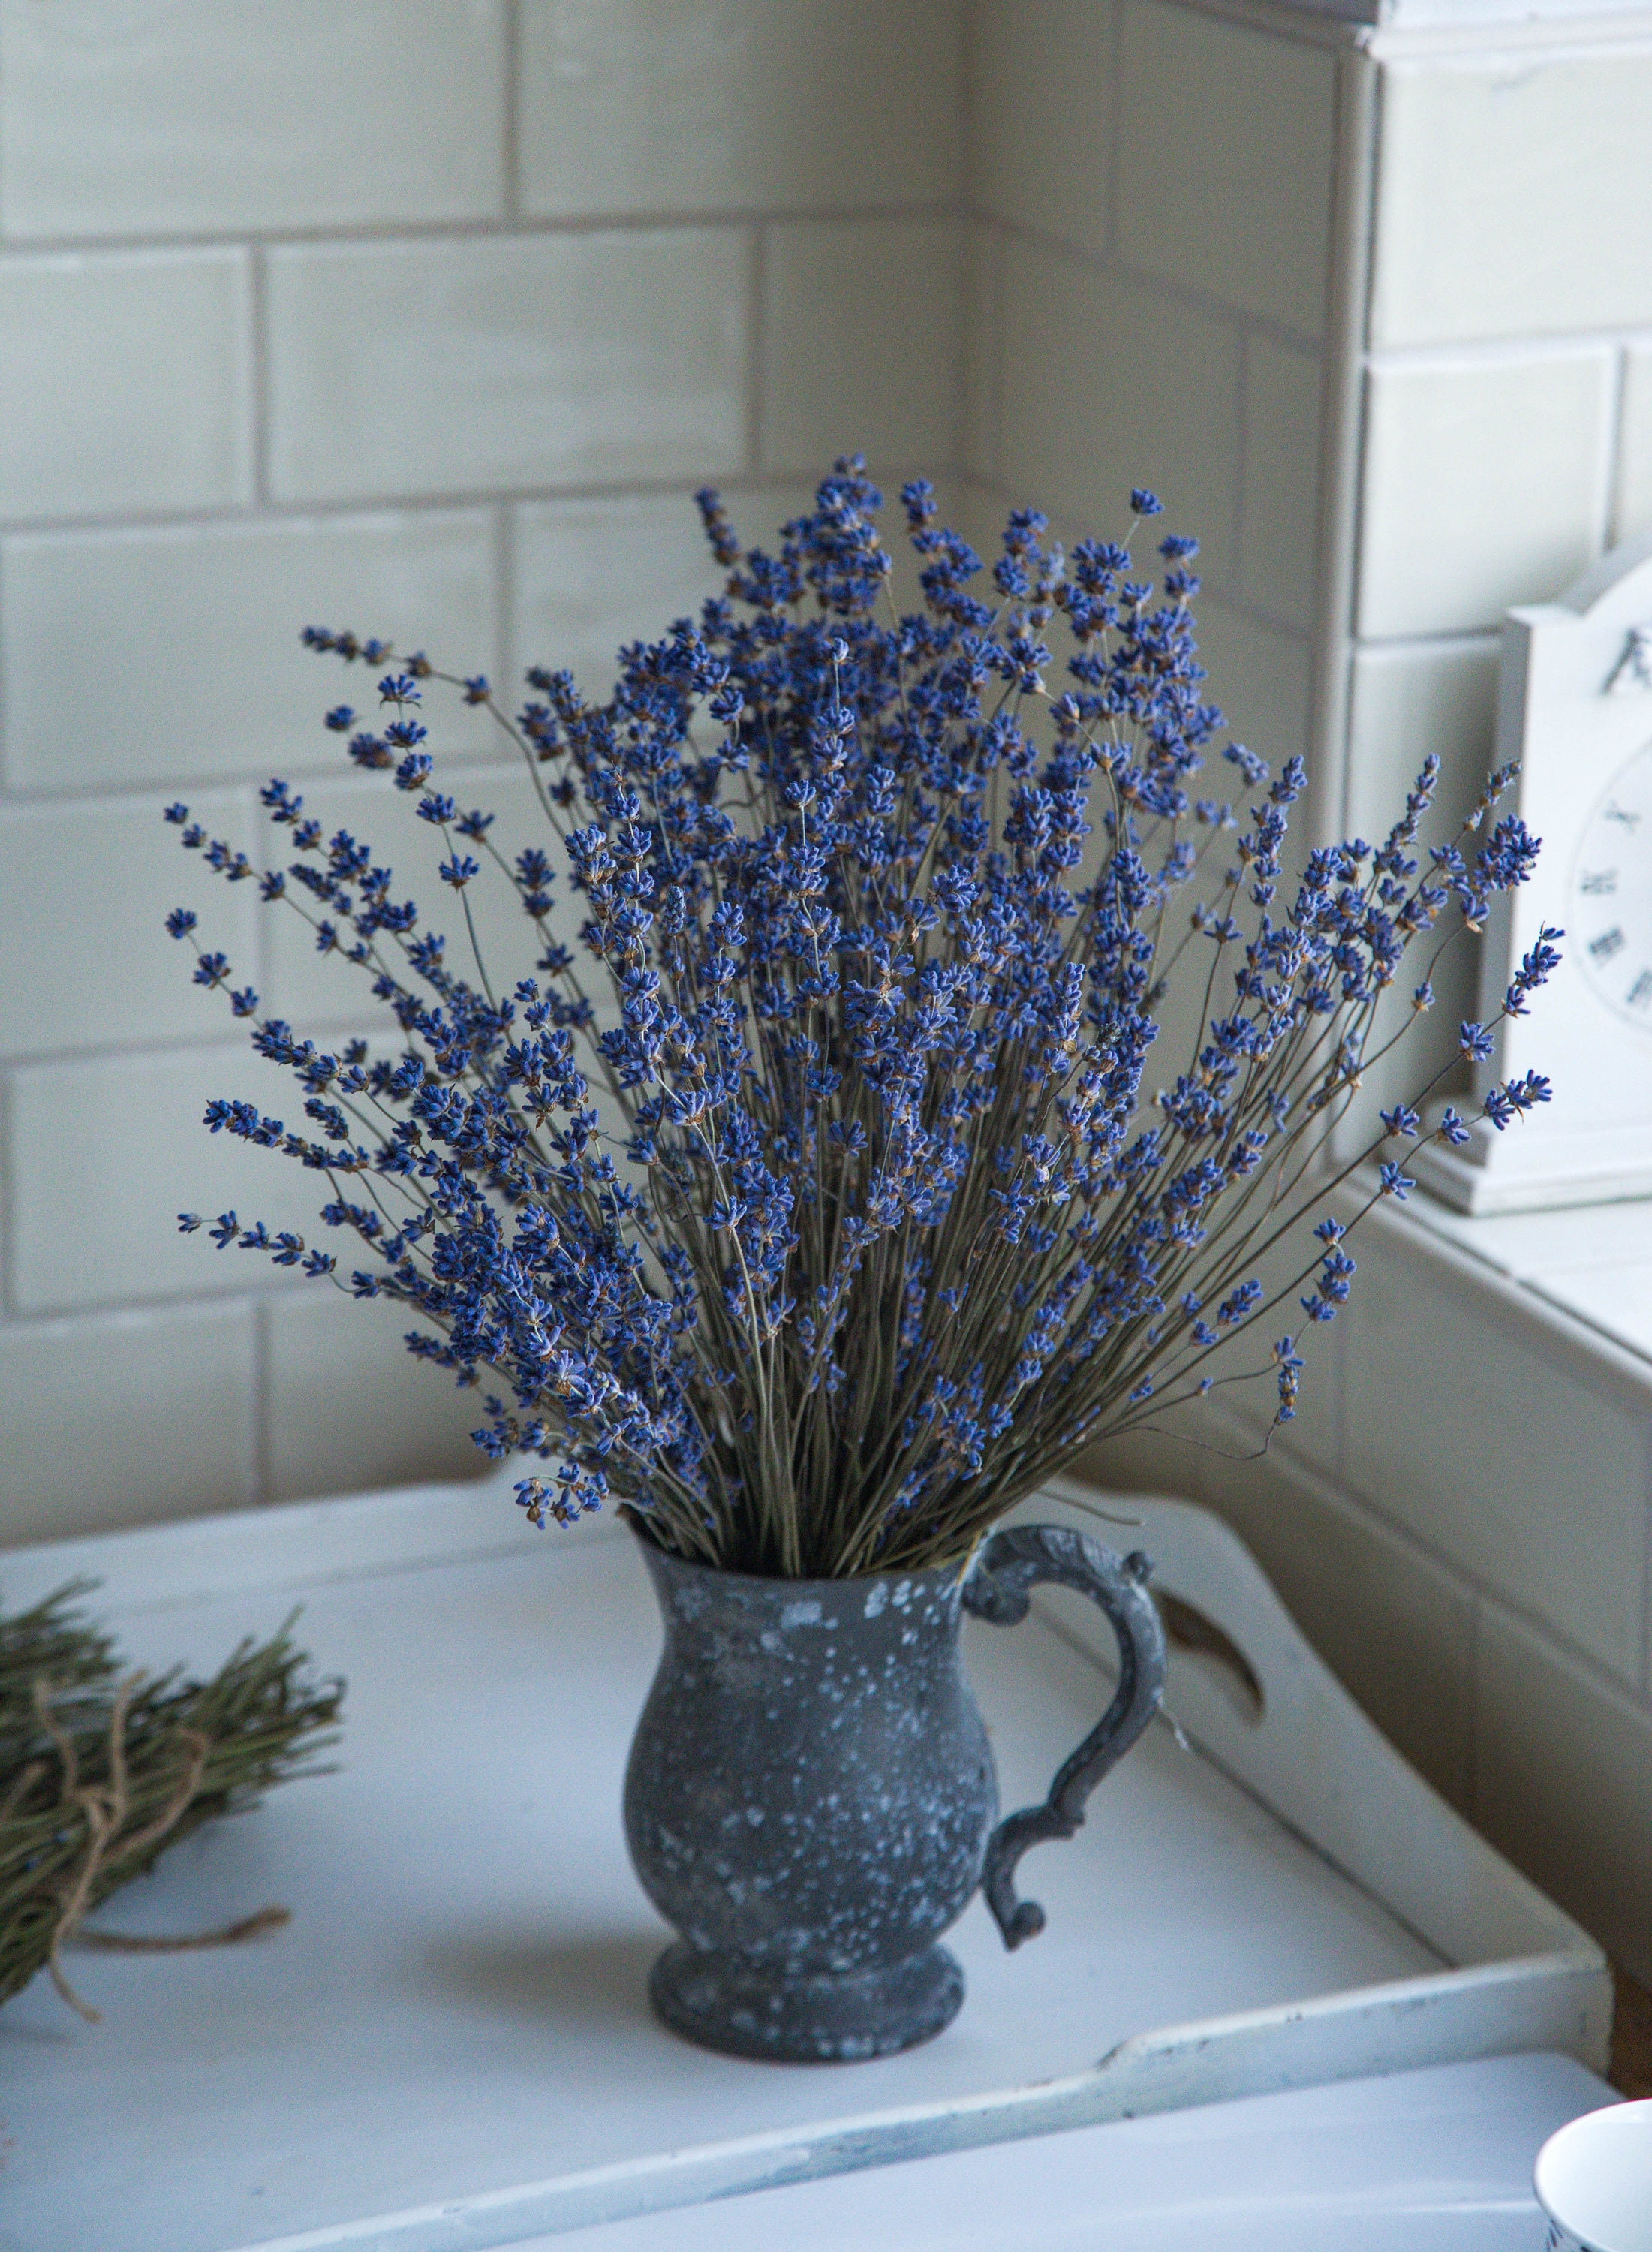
535 2051 1620 2252
0 1472 1608 2252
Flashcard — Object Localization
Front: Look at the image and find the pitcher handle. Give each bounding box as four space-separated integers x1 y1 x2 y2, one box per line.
962 1523 1167 1949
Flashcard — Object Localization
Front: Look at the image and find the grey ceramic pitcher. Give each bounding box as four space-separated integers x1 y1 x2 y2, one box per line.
623 1519 1167 2064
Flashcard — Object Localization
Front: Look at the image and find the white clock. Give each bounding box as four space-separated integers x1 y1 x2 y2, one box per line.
1415 528 1652 1215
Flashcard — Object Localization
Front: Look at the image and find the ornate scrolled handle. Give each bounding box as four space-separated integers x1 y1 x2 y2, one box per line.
962 1523 1167 1949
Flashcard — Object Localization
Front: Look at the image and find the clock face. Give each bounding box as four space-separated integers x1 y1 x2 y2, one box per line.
1572 736 1652 1030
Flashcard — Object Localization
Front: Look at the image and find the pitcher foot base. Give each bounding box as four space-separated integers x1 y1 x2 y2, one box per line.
648 1940 964 2064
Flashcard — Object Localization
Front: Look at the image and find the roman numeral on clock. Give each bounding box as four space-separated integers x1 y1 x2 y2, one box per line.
1578 869 1619 894
1590 926 1627 960
1629 970 1652 1010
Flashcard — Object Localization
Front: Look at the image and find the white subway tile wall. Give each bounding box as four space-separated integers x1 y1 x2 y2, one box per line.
0 2 510 238
0 1300 257 1543
8 1041 328 1316
517 0 961 218
4 0 1652 1990
966 0 1115 254
759 218 963 474
266 1289 485 1504
265 230 754 503
1342 1229 1650 1687
1 512 500 790
1368 45 1652 351
0 6 963 1551
1194 593 1315 769
998 233 1245 577
963 0 1652 1980
509 491 732 691
0 249 253 518
1238 335 1324 634
1342 637 1500 842
0 787 259 1058
1341 636 1501 1074
1116 0 1336 340
1356 349 1614 640
1475 1605 1652 1979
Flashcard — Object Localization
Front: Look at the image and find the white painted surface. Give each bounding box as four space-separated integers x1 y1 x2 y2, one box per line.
503 2053 1617 2252
1283 0 1652 23
0 1476 1605 2250
1404 1182 1652 1363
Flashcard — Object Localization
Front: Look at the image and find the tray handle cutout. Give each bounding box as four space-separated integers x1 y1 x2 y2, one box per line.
1157 1588 1265 1725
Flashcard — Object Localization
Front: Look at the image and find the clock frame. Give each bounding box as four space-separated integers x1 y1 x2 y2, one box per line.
1414 528 1652 1215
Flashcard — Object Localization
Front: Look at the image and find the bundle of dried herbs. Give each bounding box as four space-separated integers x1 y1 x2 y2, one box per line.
0 1581 342 2021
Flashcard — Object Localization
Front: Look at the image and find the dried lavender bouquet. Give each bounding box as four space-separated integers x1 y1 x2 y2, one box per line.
0 1584 341 2019
164 463 1557 1579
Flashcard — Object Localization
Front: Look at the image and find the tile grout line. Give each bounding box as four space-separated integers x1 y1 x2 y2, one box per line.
745 219 768 480
1232 329 1253 605
501 0 523 225
248 244 272 509
990 211 1319 360
492 501 514 700
0 200 961 260
0 465 956 545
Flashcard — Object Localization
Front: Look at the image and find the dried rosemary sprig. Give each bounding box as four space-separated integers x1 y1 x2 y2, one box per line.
0 1581 342 2020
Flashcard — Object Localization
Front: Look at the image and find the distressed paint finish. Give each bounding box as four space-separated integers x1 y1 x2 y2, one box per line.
624 1534 992 2061
623 1519 1168 2063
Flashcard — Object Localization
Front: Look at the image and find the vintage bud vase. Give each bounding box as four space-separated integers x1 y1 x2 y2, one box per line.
623 1518 1167 2063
